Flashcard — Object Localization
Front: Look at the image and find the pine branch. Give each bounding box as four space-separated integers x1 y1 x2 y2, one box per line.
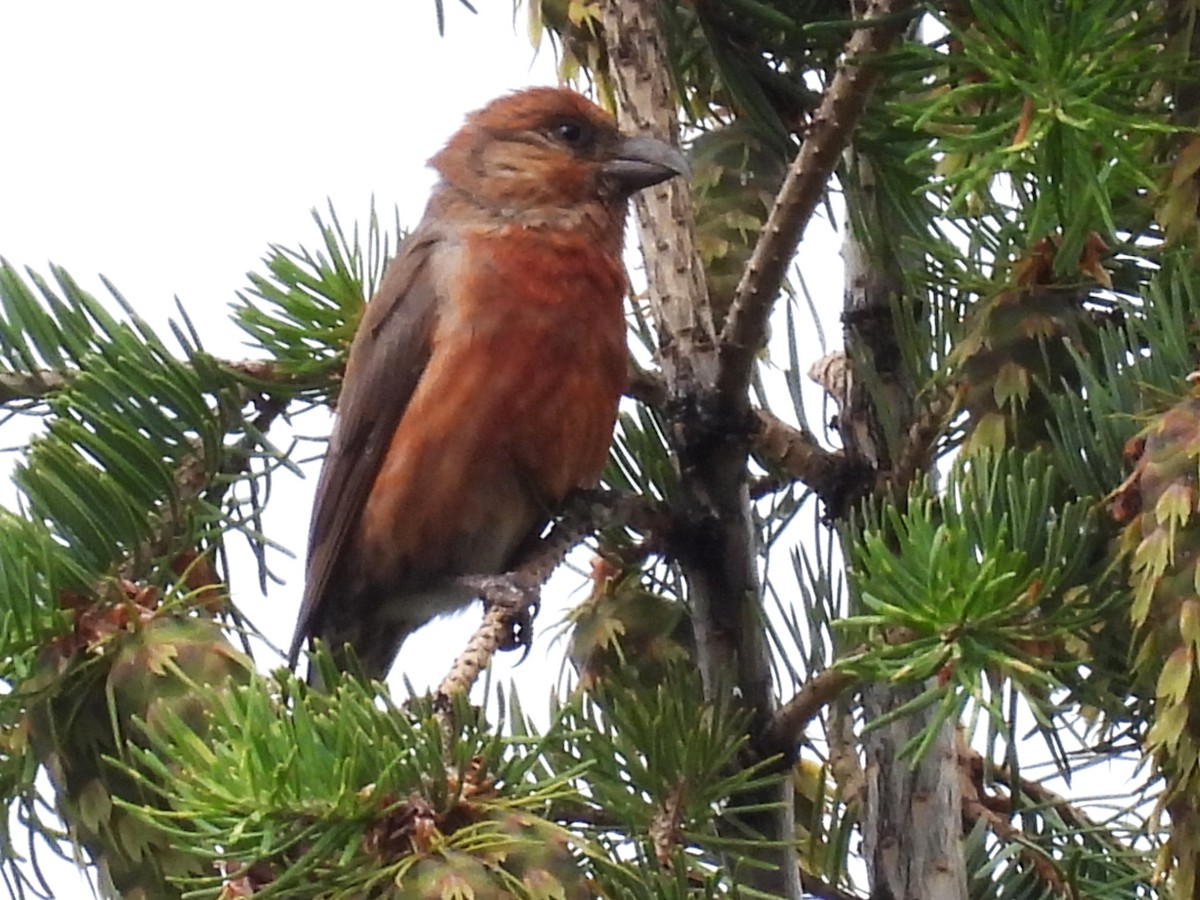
962 745 1138 867
0 358 318 408
959 749 1068 894
716 0 919 402
107 389 289 593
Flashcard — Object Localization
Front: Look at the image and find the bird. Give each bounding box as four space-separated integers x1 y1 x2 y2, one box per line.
289 87 688 682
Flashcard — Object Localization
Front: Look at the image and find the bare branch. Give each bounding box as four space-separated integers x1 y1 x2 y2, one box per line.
716 0 918 401
650 779 687 869
962 745 1132 861
630 369 862 505
880 385 958 493
763 668 858 756
601 0 714 394
626 360 668 408
0 369 69 404
755 410 866 510
600 3 802 892
436 489 661 699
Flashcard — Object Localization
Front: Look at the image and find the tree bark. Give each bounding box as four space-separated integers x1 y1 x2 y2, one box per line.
600 2 795 894
599 0 771 719
839 151 968 900
860 683 966 900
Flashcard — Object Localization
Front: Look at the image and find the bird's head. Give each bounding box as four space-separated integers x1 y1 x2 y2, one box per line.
429 87 688 216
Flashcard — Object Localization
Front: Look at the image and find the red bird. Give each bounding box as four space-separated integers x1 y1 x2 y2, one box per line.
289 88 687 681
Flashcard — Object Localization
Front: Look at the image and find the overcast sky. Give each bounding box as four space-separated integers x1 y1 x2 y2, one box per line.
1 2 559 334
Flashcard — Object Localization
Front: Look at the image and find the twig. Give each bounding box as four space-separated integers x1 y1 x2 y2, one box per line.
716 0 918 401
0 369 69 404
435 489 656 699
828 693 867 810
881 384 958 493
626 361 668 408
650 779 687 869
755 410 862 508
958 740 1072 896
436 574 540 700
962 745 1132 860
763 668 858 757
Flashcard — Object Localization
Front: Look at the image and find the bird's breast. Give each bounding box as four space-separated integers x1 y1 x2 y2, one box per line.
356 226 628 584
448 227 629 496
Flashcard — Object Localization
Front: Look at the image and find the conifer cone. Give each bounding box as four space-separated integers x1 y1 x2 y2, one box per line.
689 122 789 329
1117 395 1200 895
26 590 252 900
1157 136 1200 252
370 763 590 898
955 234 1110 453
568 558 694 695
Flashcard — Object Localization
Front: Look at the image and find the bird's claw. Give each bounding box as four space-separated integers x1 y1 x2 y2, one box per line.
462 573 541 658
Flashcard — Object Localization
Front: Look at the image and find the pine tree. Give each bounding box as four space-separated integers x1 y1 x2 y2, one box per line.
3 1 1200 897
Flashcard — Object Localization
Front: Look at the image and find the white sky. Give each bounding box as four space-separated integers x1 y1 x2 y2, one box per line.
0 2 558 335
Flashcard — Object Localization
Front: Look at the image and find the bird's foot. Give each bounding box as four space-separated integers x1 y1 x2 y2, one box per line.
461 572 541 657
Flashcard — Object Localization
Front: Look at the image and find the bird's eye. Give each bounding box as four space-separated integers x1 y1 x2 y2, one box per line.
551 119 590 146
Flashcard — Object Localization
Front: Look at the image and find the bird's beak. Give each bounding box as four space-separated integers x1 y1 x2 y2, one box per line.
603 135 690 192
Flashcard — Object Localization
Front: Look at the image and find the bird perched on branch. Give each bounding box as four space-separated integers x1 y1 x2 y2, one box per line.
289 87 688 682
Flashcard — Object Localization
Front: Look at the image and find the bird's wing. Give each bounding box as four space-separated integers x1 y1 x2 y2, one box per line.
288 225 444 666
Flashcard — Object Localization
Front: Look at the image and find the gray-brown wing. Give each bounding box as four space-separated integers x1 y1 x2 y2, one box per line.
288 225 444 666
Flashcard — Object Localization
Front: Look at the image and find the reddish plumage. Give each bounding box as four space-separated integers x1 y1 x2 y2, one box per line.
289 88 687 680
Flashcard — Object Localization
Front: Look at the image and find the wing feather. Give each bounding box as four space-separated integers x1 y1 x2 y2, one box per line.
288 225 444 665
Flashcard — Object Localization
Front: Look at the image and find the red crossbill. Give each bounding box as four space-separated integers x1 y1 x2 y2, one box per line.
288 88 687 681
